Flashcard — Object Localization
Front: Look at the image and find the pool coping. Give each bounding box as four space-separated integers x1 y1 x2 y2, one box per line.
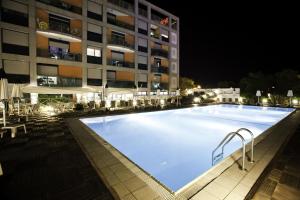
67 107 299 200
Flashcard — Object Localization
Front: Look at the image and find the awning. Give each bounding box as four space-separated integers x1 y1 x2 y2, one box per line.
21 85 101 94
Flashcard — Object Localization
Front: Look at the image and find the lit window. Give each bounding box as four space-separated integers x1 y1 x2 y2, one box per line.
87 47 101 57
95 49 101 57
87 48 94 56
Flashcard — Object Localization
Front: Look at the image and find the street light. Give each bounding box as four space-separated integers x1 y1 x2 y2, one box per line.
287 90 293 107
256 90 261 105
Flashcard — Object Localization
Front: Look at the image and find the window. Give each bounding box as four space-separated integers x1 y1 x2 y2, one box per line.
138 38 148 52
1 0 28 26
87 47 102 64
87 23 102 43
3 59 30 83
138 55 148 70
138 73 148 88
171 62 177 74
171 47 177 59
138 3 147 18
87 0 102 21
171 32 177 45
2 29 29 55
160 29 169 42
138 20 148 35
87 68 102 86
87 47 101 57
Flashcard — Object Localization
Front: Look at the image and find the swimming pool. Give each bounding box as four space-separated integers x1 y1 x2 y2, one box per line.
80 105 294 192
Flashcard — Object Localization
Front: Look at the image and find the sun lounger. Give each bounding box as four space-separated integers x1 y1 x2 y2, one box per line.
2 124 27 138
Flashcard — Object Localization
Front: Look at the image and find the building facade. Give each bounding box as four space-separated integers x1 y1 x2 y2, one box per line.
0 0 179 101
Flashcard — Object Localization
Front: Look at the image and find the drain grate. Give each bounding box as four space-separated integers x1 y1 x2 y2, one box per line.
257 178 277 196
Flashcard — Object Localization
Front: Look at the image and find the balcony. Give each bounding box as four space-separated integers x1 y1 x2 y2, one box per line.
37 0 82 15
37 76 82 87
37 48 82 62
151 48 169 59
37 20 82 42
107 80 135 88
151 65 169 74
107 17 135 31
107 36 134 53
107 59 135 68
108 0 134 12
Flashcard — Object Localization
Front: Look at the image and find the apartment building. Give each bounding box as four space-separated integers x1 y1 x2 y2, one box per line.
0 0 179 101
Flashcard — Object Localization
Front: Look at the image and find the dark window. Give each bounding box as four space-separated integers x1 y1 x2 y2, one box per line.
138 63 148 70
87 31 102 43
87 11 102 21
138 46 147 53
138 3 147 17
1 8 28 27
7 74 30 83
138 81 147 88
162 36 169 43
87 56 102 64
2 43 29 55
138 28 148 35
87 78 102 86
48 14 70 34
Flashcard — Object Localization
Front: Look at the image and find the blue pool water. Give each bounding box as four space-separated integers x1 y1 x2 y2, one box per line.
81 105 294 192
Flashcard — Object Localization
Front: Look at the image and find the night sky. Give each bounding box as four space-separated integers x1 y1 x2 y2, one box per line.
147 1 300 86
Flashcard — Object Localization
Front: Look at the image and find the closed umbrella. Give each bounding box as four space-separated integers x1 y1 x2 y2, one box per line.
0 68 9 126
11 84 23 115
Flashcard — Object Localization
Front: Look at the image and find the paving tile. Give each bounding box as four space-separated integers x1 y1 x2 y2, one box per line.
190 190 219 200
112 183 131 198
132 186 159 200
123 176 147 192
203 182 231 199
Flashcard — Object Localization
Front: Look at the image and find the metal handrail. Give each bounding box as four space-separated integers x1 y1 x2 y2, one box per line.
212 131 246 170
236 128 254 163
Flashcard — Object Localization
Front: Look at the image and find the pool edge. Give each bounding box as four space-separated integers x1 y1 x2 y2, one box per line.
67 108 300 200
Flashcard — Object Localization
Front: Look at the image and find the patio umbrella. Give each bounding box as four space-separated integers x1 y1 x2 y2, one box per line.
0 68 9 126
11 84 23 115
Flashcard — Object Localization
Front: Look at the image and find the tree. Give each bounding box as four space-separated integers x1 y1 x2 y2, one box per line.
239 69 300 105
179 77 195 90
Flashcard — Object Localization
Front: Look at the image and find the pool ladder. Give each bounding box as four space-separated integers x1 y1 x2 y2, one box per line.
212 128 254 170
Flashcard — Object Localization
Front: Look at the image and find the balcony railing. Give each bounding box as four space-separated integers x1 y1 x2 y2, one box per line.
37 0 82 15
107 80 135 88
37 48 82 62
108 36 135 49
151 48 169 58
107 17 135 31
151 65 169 74
107 59 135 68
108 0 134 12
37 76 82 87
47 20 82 37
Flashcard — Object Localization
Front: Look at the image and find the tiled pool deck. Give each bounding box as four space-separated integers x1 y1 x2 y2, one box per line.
67 109 300 200
0 115 113 200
